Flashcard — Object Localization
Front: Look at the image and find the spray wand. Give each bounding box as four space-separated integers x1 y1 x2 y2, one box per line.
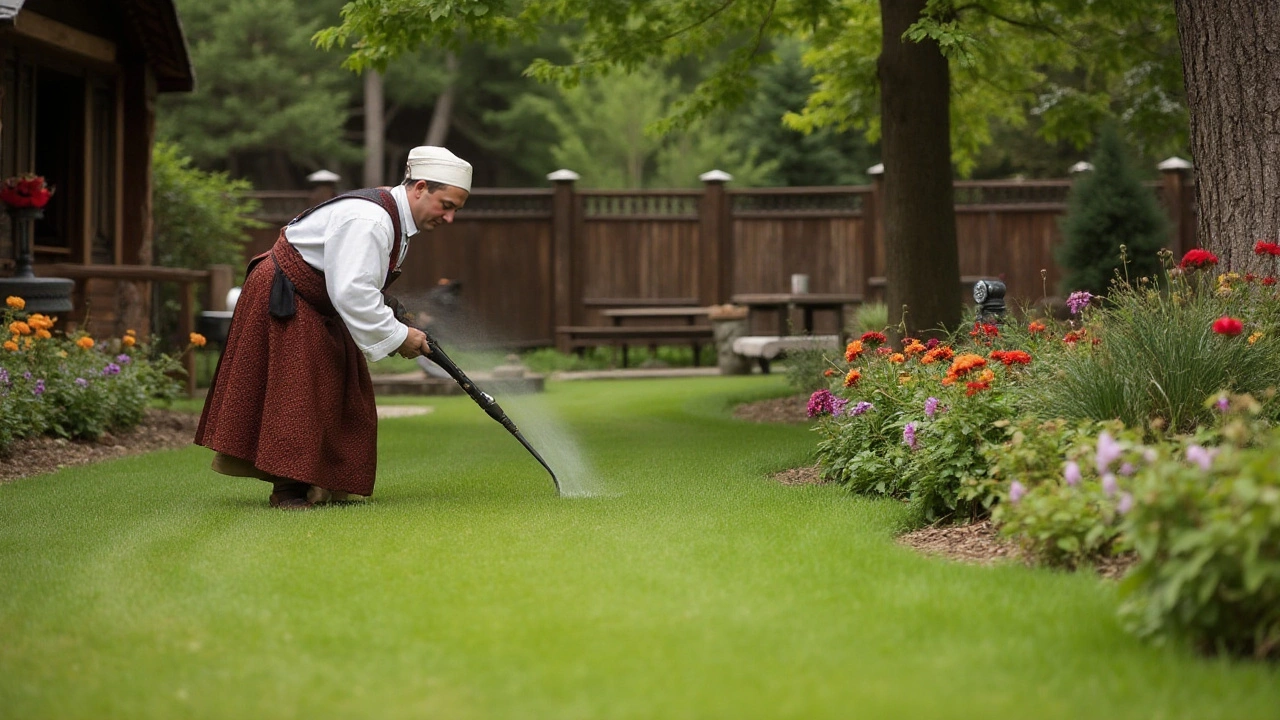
393 302 560 494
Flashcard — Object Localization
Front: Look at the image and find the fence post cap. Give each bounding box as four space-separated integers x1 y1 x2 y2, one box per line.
699 169 733 183
1069 161 1094 174
1157 156 1193 171
306 169 341 183
546 169 580 182
867 163 884 176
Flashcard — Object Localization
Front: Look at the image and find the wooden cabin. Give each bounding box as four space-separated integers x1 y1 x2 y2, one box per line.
0 0 193 330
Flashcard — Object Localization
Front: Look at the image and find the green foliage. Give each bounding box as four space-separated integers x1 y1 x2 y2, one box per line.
509 67 775 188
783 346 837 395
848 302 888 336
1056 127 1168 296
152 143 263 272
320 0 1186 175
162 0 361 173
1018 262 1280 433
1 304 183 454
1120 416 1280 660
979 418 1145 568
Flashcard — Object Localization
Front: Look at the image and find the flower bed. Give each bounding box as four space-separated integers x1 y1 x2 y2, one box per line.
1 295 195 455
805 247 1280 659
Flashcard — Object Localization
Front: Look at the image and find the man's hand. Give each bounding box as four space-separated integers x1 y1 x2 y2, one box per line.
395 326 430 358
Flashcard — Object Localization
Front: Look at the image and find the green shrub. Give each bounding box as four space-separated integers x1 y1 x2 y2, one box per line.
1055 126 1167 296
1120 422 1280 659
848 302 888 336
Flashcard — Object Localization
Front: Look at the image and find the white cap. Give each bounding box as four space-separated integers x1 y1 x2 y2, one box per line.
405 146 473 192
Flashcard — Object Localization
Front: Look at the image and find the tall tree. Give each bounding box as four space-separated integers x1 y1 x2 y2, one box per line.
1174 0 1280 272
316 0 1184 333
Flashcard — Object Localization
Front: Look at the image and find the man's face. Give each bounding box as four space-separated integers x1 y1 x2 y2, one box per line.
408 181 469 233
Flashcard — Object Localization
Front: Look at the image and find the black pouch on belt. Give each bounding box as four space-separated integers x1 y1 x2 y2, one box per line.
269 258 297 319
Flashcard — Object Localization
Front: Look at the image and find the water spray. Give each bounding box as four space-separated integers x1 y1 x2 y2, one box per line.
396 310 560 494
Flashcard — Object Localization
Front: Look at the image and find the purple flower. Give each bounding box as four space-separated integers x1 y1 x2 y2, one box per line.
116 354 132 365
102 362 121 377
1119 462 1136 477
1117 492 1134 515
22 371 31 380
1066 290 1094 315
1101 473 1118 496
1216 396 1229 413
830 397 849 416
924 396 939 418
1185 445 1218 471
32 379 44 397
75 377 88 388
807 389 835 418
0 367 8 385
1063 461 1082 487
1009 481 1027 504
903 422 919 451
1095 432 1122 474
851 401 874 416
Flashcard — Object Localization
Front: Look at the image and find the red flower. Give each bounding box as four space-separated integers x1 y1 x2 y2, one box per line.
969 321 999 338
860 331 887 346
1179 248 1219 270
990 349 1032 366
1254 240 1280 256
1265 277 1277 287
1027 321 1047 334
1212 317 1244 336
0 174 54 209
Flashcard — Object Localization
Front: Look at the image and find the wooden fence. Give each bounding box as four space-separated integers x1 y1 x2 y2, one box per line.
245 164 1197 349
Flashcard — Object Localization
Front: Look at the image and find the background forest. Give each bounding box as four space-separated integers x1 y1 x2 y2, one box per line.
159 0 1187 192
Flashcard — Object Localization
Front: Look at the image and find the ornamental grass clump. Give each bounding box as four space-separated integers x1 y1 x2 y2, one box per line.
1018 247 1280 433
0 297 187 454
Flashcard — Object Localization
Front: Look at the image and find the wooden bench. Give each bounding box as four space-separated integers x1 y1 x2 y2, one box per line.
556 325 715 368
732 334 841 374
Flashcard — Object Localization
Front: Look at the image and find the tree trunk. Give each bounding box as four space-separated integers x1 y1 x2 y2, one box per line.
424 52 459 147
878 0 961 336
363 70 385 187
1175 0 1280 272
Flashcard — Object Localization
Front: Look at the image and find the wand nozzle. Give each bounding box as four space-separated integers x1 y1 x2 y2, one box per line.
423 335 561 494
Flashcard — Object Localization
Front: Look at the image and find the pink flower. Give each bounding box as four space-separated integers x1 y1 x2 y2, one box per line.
1009 481 1026 504
1212 317 1244 337
1101 473 1118 496
1063 461 1081 487
1095 432 1122 475
1117 492 1134 514
1185 445 1218 471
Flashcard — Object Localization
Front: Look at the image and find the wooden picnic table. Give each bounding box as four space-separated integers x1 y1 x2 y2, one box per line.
730 292 863 341
601 306 712 326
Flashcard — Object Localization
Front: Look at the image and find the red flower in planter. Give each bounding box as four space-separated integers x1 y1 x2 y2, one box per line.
1212 317 1244 336
0 174 54 209
1179 248 1219 270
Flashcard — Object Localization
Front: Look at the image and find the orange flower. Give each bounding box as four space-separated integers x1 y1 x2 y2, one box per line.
189 332 207 347
22 336 32 349
943 353 988 386
1028 321 1047 334
844 340 864 362
2 340 17 351
903 340 927 357
122 335 137 347
888 353 906 364
26 313 53 330
823 368 836 377
844 369 861 387
1063 329 1087 345
920 345 954 365
126 328 137 337
989 349 1032 366
5 296 24 310
8 321 31 336
35 328 51 339
75 336 95 349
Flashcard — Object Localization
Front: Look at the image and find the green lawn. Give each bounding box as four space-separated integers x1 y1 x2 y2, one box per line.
1 376 1277 719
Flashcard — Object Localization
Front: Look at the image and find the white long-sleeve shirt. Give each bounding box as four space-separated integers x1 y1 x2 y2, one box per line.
284 185 419 361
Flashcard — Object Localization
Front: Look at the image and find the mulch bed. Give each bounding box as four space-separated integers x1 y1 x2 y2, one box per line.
733 394 812 424
0 409 199 483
